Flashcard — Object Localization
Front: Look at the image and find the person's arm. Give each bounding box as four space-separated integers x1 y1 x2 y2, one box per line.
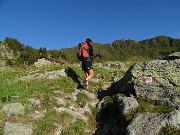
89 45 94 59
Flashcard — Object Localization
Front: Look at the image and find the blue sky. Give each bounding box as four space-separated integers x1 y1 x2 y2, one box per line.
0 0 180 50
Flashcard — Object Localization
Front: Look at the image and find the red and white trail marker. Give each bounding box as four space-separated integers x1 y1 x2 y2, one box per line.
141 77 157 83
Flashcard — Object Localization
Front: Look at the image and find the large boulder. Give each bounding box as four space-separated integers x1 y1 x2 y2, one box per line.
118 52 180 108
127 110 180 135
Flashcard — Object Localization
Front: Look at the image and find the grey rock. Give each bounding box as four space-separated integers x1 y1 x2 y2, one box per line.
30 110 46 120
28 98 41 106
53 124 63 135
164 52 180 60
0 43 16 66
53 97 67 106
69 88 80 101
118 54 180 107
53 106 87 122
3 122 32 135
127 112 166 135
89 99 99 108
83 104 92 114
102 82 112 90
90 78 100 83
2 103 25 117
81 90 96 100
127 110 180 135
117 97 139 116
20 69 67 80
165 110 180 129
30 113 45 120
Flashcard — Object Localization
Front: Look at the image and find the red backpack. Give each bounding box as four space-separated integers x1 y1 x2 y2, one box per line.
77 42 90 61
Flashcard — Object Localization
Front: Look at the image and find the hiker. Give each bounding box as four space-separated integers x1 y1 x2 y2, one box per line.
81 38 94 88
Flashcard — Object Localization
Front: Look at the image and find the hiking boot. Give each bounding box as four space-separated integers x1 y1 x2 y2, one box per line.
77 82 84 89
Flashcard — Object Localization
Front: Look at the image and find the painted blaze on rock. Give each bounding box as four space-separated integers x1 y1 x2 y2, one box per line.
140 76 157 83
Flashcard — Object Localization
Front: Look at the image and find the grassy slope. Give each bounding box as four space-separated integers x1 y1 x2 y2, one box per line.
0 61 180 134
0 63 127 135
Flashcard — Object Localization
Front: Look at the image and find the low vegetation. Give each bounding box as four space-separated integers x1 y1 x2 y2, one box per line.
0 62 127 134
0 36 179 134
1 36 180 66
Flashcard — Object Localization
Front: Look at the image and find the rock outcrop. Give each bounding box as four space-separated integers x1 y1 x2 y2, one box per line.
96 52 180 135
20 68 68 80
0 43 16 66
118 52 180 109
127 110 180 135
33 58 66 67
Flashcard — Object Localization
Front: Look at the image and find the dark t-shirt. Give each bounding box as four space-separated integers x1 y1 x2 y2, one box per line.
87 44 93 61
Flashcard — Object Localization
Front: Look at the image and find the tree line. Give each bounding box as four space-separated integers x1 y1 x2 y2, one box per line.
2 37 66 66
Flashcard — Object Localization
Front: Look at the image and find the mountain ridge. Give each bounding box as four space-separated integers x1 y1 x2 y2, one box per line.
61 36 180 62
0 36 180 65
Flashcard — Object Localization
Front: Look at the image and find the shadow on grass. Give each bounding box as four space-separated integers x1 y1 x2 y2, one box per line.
65 67 84 89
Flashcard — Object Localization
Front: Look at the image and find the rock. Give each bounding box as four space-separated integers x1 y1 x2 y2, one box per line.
102 82 112 90
2 103 25 117
53 123 63 135
117 97 139 116
164 52 180 60
3 122 32 135
28 98 41 106
20 69 67 80
53 107 87 122
127 110 180 135
127 112 166 135
33 58 64 67
83 104 92 114
81 90 96 100
117 53 180 108
57 69 67 77
30 113 45 120
69 89 80 101
90 78 100 83
53 97 67 106
0 43 16 66
30 110 46 120
89 98 99 108
165 110 180 129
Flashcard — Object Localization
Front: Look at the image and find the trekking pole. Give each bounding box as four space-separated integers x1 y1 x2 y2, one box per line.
92 53 103 60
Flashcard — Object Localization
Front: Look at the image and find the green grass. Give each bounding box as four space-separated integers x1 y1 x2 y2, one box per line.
159 126 180 135
138 98 174 113
0 64 111 134
76 92 91 108
61 119 88 135
0 62 178 134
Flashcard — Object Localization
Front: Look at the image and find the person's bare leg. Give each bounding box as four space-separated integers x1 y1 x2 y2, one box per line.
85 69 94 85
83 71 89 86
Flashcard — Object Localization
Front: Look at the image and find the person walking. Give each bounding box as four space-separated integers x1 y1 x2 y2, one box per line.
81 38 94 89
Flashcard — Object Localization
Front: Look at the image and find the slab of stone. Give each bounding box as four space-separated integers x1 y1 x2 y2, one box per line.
3 122 32 135
2 103 25 117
